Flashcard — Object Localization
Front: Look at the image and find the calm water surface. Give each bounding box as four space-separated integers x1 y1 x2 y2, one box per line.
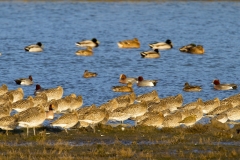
0 1 240 107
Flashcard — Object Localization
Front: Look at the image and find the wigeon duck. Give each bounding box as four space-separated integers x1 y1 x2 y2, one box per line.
149 39 173 50
83 70 97 78
75 47 93 56
179 44 204 54
117 38 140 49
137 76 158 87
183 82 202 92
112 82 134 92
213 79 237 90
34 84 47 95
75 38 100 48
140 49 160 58
24 42 43 52
119 74 138 84
14 75 33 85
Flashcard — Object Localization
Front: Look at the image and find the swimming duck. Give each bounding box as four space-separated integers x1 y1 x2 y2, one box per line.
137 76 158 87
24 42 43 52
112 82 134 92
140 49 160 58
179 43 196 52
75 47 93 56
119 74 138 84
117 38 140 49
213 79 237 90
14 75 33 85
83 70 97 78
34 84 47 95
179 44 204 54
149 39 173 50
183 82 202 92
75 38 99 48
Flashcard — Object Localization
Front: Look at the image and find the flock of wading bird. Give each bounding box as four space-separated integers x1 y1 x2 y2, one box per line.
0 38 238 136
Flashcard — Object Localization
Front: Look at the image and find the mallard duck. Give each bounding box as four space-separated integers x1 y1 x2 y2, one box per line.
213 79 237 90
179 44 204 54
75 38 99 48
179 43 196 52
137 76 158 87
119 74 138 84
149 39 173 50
14 75 33 85
24 42 43 52
183 82 202 92
75 47 93 56
117 38 140 49
83 70 97 78
140 49 160 58
112 82 134 92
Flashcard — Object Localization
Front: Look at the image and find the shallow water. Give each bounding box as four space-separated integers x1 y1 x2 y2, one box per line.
0 1 240 107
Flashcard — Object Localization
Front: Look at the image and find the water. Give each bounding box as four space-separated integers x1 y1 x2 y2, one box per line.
0 1 240 107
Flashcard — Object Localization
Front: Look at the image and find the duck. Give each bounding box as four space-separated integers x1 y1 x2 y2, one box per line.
119 74 138 84
183 82 202 92
149 39 173 50
83 70 97 78
112 82 134 92
75 47 93 56
179 44 204 54
14 75 33 85
140 49 160 58
117 38 140 49
24 42 43 52
137 76 158 87
179 43 196 52
75 38 99 48
34 84 47 96
213 79 237 90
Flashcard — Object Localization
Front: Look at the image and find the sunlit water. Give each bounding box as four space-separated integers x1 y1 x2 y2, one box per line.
0 1 240 110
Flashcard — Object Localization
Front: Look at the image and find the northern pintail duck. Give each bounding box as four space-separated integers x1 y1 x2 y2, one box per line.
0 84 8 96
83 70 97 78
24 42 43 52
213 79 237 90
149 39 173 50
179 44 204 54
119 74 138 84
137 76 158 87
14 75 33 85
183 82 202 92
117 38 140 49
75 47 93 56
140 49 160 58
76 38 100 48
112 82 134 92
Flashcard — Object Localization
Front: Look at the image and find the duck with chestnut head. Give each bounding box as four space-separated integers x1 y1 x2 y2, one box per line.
213 79 237 90
137 76 158 87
